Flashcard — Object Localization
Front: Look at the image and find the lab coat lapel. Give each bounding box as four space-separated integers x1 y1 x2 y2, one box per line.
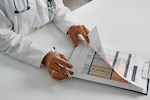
17 0 36 35
3 0 37 35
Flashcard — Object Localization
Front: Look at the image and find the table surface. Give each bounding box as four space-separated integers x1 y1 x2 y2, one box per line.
1 0 150 100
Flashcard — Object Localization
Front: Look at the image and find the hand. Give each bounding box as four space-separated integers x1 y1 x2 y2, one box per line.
42 51 73 80
67 25 90 47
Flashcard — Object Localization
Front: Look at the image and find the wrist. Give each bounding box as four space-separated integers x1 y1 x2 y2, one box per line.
42 51 53 67
67 25 75 34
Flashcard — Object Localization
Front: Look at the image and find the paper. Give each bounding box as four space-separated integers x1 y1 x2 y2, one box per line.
69 26 149 92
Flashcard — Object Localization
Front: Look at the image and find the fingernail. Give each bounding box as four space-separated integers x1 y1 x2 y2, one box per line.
74 44 77 47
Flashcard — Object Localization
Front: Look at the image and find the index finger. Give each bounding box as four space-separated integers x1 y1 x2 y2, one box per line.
82 25 90 34
55 56 73 69
78 28 90 43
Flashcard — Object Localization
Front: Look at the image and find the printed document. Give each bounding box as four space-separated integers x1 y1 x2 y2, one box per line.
69 27 149 94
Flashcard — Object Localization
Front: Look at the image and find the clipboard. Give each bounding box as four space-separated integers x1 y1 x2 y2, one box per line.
142 60 150 79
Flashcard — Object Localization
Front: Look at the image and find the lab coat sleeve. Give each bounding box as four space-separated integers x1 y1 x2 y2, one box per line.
0 10 48 68
52 0 79 33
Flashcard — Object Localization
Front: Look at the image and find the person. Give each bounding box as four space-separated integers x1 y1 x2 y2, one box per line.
0 0 89 80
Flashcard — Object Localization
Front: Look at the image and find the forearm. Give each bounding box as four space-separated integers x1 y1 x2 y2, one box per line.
52 0 79 33
0 30 49 68
0 8 50 68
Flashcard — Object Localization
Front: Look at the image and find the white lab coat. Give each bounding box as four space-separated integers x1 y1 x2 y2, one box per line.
0 0 78 67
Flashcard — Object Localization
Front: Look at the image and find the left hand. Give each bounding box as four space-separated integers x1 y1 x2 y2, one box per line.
67 25 90 47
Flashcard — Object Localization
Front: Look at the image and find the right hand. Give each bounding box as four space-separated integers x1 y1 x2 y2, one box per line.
42 51 73 80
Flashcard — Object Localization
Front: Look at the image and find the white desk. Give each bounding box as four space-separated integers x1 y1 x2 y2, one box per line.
73 0 150 59
0 0 150 100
